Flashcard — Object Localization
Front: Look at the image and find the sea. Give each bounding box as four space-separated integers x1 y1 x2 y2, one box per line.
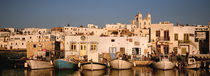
0 67 209 76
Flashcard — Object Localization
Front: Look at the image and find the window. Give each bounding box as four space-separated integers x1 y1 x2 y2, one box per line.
80 43 86 50
111 39 115 42
120 47 125 54
22 38 25 40
184 34 189 42
109 47 117 53
90 43 97 51
33 44 36 48
70 43 76 51
46 51 49 57
156 45 161 52
174 33 178 40
164 30 169 41
173 47 177 54
132 48 140 55
181 47 187 54
14 38 20 40
156 31 160 37
164 45 169 54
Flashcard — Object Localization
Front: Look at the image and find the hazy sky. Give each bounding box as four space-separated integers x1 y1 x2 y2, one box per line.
0 0 210 28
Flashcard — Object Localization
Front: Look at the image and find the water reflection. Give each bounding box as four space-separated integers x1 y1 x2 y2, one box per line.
82 70 105 76
25 69 53 76
1 68 24 76
110 69 133 76
55 69 80 76
153 69 176 76
1 67 210 76
184 69 200 76
133 66 153 76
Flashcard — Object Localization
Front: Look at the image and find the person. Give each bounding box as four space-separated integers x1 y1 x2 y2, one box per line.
201 60 204 68
205 60 209 69
185 52 189 59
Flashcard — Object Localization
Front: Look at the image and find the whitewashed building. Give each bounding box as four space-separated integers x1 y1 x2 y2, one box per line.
173 25 199 55
105 23 135 37
22 28 50 35
7 34 56 50
195 25 209 54
7 35 27 50
65 36 150 61
63 24 104 36
131 12 151 37
151 21 174 55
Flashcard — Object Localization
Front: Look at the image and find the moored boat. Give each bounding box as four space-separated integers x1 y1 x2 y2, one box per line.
152 58 175 70
26 60 53 70
110 59 134 69
134 60 153 66
176 58 200 69
81 62 107 70
54 59 78 69
184 58 200 69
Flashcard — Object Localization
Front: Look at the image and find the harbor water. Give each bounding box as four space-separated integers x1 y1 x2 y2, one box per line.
0 67 209 76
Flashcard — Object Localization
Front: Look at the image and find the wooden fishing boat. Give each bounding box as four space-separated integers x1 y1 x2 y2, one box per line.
81 62 107 70
110 59 133 69
184 58 200 69
54 59 78 69
152 58 175 70
26 60 53 70
134 60 153 66
176 58 200 69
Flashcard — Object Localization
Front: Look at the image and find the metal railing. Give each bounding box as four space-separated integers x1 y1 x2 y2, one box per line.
157 36 170 41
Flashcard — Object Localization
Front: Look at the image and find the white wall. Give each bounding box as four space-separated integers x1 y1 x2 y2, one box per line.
65 36 150 59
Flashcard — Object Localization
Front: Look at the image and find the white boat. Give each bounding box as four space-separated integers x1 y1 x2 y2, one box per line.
110 59 134 69
184 58 200 69
152 58 175 70
81 62 107 70
26 60 53 70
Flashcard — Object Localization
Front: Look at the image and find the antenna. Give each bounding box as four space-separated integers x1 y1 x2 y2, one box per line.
175 17 178 26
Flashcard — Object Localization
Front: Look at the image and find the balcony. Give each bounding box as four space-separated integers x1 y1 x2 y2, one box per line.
178 40 190 44
178 40 191 46
157 36 170 42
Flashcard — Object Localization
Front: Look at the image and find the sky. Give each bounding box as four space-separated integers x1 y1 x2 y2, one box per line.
0 0 210 29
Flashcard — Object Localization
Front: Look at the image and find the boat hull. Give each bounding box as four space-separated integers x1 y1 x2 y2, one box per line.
27 60 53 70
81 62 106 70
54 59 78 69
153 60 175 70
110 59 133 69
184 64 200 69
134 61 153 66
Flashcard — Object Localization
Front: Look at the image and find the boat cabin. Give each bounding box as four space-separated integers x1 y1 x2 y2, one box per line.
188 58 196 65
